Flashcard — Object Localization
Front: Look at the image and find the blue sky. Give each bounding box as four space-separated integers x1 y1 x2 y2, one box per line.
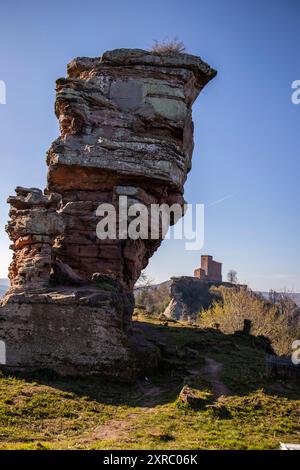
0 0 299 291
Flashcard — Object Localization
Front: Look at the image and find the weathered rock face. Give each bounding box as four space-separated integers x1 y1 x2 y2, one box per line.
1 285 134 379
47 49 216 289
0 49 216 377
163 277 240 322
6 187 64 289
163 277 221 321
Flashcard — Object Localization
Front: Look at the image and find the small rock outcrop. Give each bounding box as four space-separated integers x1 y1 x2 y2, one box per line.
163 275 245 322
163 276 222 321
177 385 213 410
0 49 216 377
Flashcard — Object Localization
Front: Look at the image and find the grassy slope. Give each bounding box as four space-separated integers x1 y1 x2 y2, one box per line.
0 315 299 450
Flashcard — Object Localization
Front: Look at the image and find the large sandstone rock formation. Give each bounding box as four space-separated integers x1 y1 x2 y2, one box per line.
0 48 216 378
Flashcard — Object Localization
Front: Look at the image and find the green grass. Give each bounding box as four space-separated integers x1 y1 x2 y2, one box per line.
0 315 299 450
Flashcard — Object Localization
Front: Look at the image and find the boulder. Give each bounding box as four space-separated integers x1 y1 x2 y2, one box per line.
177 385 213 409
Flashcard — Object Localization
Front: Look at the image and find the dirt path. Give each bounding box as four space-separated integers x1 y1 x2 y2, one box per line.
82 413 139 442
203 357 231 398
135 380 165 407
77 358 230 446
77 379 164 445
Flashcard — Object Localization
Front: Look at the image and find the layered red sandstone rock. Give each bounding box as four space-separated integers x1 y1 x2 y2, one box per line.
46 49 216 290
6 187 63 289
0 49 216 377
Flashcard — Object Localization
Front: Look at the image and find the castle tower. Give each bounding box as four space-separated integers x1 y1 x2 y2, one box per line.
194 255 222 282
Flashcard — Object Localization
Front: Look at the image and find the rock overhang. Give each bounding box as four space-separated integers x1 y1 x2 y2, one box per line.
49 48 216 193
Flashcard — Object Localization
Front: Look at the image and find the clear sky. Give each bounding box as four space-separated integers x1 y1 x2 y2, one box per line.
0 0 299 291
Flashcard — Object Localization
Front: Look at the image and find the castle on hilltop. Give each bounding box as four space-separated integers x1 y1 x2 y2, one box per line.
194 255 222 283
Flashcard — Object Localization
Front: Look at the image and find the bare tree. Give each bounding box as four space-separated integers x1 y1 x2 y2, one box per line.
227 269 238 284
135 271 154 288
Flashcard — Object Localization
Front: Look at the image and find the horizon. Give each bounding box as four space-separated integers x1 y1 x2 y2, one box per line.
0 0 299 291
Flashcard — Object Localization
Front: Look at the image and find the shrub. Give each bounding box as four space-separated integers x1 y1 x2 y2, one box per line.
198 286 300 356
151 37 186 54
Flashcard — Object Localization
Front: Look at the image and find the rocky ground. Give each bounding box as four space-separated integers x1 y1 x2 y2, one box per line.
0 314 299 450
